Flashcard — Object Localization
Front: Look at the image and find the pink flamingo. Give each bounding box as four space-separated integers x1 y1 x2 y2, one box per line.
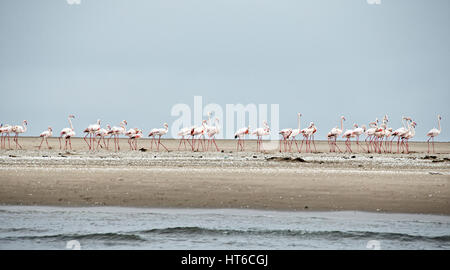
278 128 292 153
83 119 101 150
95 124 111 150
129 129 143 150
0 124 13 149
301 122 317 153
234 126 250 152
327 116 345 153
364 119 378 153
390 117 410 153
206 118 221 152
38 127 53 150
177 127 193 151
190 120 207 151
383 127 393 153
108 120 127 151
148 123 169 152
351 124 366 152
125 128 141 150
12 120 28 149
342 126 355 153
400 121 416 154
252 121 270 152
59 115 76 151
288 113 302 152
426 115 441 154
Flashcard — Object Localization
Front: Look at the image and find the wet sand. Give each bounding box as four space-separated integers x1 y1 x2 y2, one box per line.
0 138 449 214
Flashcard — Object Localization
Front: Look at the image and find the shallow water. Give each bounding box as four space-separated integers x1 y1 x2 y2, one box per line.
0 206 449 250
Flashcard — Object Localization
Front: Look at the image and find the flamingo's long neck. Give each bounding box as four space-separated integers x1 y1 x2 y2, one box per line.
438 116 441 132
69 118 74 131
340 118 343 131
298 115 301 130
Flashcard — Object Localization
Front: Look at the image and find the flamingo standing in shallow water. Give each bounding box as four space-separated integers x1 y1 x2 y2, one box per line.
84 119 101 150
426 115 442 154
59 115 76 151
12 120 27 149
252 121 270 152
148 123 169 152
38 127 52 149
234 126 250 151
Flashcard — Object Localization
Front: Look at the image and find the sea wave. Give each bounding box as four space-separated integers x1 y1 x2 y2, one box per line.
134 226 450 243
1 232 145 242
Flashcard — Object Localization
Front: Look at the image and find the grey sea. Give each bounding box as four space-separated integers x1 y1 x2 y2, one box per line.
0 206 449 250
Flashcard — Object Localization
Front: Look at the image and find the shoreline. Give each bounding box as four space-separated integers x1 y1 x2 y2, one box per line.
0 138 449 215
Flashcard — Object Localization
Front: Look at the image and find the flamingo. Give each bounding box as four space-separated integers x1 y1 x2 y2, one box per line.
373 123 387 154
206 118 221 152
190 120 207 151
304 122 317 153
364 119 379 153
125 128 141 150
288 113 302 152
95 124 111 150
129 129 143 151
252 121 270 152
38 127 53 150
426 115 441 154
148 123 169 152
383 127 393 153
278 128 292 153
342 126 355 153
177 126 193 151
0 124 13 149
400 121 417 154
351 124 366 152
390 117 410 153
234 126 250 152
59 115 76 151
12 120 27 149
108 120 127 151
83 119 101 150
327 116 345 153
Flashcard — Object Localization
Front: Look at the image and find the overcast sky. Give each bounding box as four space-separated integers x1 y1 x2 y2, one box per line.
0 0 448 141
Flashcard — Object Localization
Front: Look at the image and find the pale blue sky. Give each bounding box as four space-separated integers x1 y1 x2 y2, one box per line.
0 0 448 140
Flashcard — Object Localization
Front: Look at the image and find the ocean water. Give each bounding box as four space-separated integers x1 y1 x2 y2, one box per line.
0 206 449 250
